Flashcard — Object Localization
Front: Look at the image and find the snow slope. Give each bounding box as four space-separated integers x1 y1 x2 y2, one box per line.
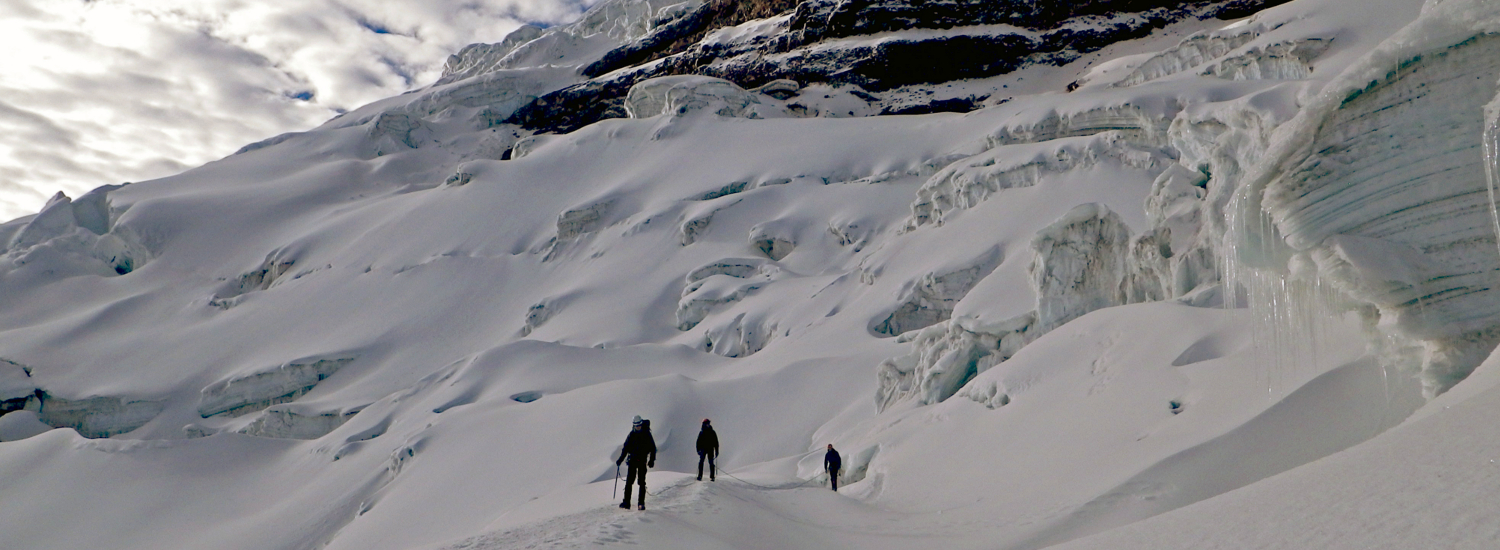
2 0 1499 548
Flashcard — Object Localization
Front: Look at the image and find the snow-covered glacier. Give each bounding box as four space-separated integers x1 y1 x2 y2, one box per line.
3 0 1500 548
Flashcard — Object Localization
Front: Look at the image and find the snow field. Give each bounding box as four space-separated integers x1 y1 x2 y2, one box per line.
6 0 1500 548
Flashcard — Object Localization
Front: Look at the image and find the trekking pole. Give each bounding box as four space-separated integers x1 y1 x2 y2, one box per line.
613 464 620 501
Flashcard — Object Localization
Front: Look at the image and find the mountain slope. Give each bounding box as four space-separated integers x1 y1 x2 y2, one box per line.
2 0 1498 548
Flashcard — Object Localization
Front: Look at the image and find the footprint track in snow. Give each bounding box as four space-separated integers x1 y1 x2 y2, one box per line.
436 478 712 549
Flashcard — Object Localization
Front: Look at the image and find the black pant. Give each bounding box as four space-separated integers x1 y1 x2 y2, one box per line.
622 462 648 505
828 468 839 490
698 452 716 479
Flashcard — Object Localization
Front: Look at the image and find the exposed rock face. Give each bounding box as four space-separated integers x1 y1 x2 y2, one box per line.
755 79 801 99
583 0 801 78
504 0 1294 133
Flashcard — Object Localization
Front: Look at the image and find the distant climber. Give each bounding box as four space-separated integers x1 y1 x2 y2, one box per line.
824 444 841 491
696 418 719 481
617 415 656 510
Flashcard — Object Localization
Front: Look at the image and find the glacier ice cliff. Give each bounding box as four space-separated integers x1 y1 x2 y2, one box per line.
877 0 1500 409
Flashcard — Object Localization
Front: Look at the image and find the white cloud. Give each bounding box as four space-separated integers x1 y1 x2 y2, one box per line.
0 0 598 222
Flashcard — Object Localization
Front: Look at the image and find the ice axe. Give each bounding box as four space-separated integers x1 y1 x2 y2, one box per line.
613 463 620 501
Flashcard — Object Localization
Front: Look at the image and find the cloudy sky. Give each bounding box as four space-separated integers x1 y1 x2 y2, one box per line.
0 0 598 222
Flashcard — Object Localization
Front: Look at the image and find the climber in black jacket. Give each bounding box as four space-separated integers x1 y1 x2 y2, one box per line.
825 444 841 491
617 416 656 510
696 418 719 481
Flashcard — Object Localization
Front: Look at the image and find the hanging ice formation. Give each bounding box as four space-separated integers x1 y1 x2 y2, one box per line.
1484 92 1500 262
1221 165 1346 397
1226 8 1500 398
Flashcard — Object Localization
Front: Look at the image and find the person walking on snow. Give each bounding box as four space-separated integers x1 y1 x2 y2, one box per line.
696 419 719 481
824 444 841 491
617 416 656 510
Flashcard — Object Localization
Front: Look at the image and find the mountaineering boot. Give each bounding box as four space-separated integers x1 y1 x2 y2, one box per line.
697 475 702 481
619 502 630 509
638 503 645 511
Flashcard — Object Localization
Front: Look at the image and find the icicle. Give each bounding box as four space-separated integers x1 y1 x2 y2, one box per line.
1221 165 1345 397
1484 94 1500 260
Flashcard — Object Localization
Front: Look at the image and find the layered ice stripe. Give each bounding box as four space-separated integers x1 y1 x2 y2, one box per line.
1239 0 1500 393
1267 35 1500 255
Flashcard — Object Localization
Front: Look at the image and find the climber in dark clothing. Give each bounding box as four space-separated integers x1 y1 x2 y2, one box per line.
824 444 841 491
696 418 719 481
617 416 656 510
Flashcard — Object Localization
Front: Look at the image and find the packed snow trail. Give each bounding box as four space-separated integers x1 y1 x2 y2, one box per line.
430 471 1007 550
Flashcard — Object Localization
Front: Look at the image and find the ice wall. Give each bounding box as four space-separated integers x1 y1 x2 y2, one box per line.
908 132 1170 230
624 75 774 119
1031 204 1134 335
1114 26 1264 87
0 186 151 279
876 205 1133 411
198 358 355 418
1235 7 1500 395
876 1 1500 410
1152 1 1500 397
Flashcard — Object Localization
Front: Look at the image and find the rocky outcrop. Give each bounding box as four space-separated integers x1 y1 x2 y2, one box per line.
583 0 800 78
503 0 1294 133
